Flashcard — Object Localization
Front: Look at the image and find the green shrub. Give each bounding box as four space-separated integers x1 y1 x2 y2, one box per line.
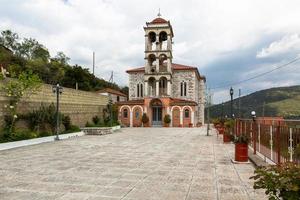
92 116 100 125
85 121 93 127
233 134 249 144
164 114 171 124
141 113 149 124
251 162 300 200
62 115 71 130
38 131 52 137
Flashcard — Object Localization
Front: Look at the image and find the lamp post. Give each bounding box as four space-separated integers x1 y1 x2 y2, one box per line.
251 111 256 154
52 84 63 141
230 87 234 118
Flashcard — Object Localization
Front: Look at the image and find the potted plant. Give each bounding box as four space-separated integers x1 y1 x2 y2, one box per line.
234 134 249 162
189 123 193 128
223 119 234 143
163 114 171 127
141 113 149 127
251 162 300 199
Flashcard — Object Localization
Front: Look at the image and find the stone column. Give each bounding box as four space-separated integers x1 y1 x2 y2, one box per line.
129 109 133 127
167 35 172 50
156 57 159 72
167 80 172 96
145 81 148 96
180 109 183 126
156 80 159 96
191 111 194 127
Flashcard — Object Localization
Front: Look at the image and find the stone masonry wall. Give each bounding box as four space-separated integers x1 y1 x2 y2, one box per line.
128 72 144 100
0 83 108 128
172 71 196 101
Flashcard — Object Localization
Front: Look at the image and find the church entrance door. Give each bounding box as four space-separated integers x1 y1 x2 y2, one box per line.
152 106 162 126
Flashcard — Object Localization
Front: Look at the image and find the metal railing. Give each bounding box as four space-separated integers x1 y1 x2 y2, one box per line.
235 119 300 164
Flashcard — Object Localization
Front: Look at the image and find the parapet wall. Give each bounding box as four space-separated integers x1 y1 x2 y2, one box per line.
0 83 108 127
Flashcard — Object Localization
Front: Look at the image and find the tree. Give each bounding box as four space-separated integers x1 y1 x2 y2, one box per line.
53 51 70 65
0 30 20 52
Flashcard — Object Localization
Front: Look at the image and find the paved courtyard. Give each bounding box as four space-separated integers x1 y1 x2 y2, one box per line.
0 127 267 200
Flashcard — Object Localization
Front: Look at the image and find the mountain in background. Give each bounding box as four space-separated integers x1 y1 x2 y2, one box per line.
208 85 300 119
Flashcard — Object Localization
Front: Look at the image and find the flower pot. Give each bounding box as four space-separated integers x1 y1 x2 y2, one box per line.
189 123 193 128
223 134 231 143
235 143 248 162
164 123 170 127
218 127 224 134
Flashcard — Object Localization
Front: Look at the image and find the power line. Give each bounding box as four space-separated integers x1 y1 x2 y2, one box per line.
211 56 300 90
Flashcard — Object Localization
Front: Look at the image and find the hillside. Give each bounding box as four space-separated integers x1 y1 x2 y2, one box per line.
0 30 128 95
208 85 300 119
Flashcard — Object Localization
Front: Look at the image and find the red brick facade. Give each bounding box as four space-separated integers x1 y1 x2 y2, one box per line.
117 97 198 128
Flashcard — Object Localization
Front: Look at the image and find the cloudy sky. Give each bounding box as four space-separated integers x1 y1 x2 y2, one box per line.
1 0 300 103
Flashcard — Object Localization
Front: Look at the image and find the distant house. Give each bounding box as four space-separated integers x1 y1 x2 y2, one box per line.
97 88 127 103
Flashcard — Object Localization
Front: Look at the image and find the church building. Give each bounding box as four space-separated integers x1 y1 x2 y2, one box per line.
117 15 206 127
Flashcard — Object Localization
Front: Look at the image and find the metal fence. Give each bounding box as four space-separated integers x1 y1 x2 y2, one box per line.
235 119 300 164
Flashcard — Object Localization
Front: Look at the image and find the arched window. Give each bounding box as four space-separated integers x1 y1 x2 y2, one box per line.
184 109 190 118
140 84 143 97
123 109 128 118
137 83 143 97
135 110 139 119
181 81 187 97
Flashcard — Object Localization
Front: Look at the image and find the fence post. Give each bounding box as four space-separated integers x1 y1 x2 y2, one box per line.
276 123 280 164
270 125 273 161
258 123 261 152
288 128 293 162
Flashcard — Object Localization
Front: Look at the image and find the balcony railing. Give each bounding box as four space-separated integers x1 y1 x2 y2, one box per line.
235 119 300 164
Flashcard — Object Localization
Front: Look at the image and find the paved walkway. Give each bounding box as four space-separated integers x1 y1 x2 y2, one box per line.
0 127 267 200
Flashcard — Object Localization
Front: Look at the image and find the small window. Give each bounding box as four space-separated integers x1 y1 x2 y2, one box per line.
137 84 140 97
123 109 128 118
117 96 120 102
180 82 183 96
140 84 143 97
135 111 139 119
185 109 189 118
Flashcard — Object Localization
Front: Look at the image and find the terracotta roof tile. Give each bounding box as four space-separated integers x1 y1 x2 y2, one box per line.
126 63 206 81
97 88 127 97
116 99 144 105
150 17 168 24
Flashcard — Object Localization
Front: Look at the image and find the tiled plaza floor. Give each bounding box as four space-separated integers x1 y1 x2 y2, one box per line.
0 127 267 200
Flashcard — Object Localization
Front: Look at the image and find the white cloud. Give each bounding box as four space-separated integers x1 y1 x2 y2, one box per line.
0 0 300 101
257 34 300 58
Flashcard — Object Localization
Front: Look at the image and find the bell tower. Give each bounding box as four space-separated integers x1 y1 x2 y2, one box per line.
144 13 174 97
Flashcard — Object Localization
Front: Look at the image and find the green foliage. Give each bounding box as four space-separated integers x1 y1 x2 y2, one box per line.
63 125 80 134
0 29 124 92
141 113 149 124
24 103 61 133
62 115 71 131
1 71 41 133
92 116 100 125
224 119 235 128
164 114 171 124
233 134 249 144
251 162 300 200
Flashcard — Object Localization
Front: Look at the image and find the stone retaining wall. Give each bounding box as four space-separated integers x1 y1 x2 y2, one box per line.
0 82 108 127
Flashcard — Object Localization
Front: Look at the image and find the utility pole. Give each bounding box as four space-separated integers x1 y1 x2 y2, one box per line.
109 71 114 83
93 52 95 75
238 89 241 118
262 101 265 118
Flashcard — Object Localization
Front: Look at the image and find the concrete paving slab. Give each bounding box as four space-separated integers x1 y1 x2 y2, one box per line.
0 127 267 199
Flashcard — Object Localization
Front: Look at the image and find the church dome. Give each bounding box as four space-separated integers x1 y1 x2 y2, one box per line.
150 17 168 24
